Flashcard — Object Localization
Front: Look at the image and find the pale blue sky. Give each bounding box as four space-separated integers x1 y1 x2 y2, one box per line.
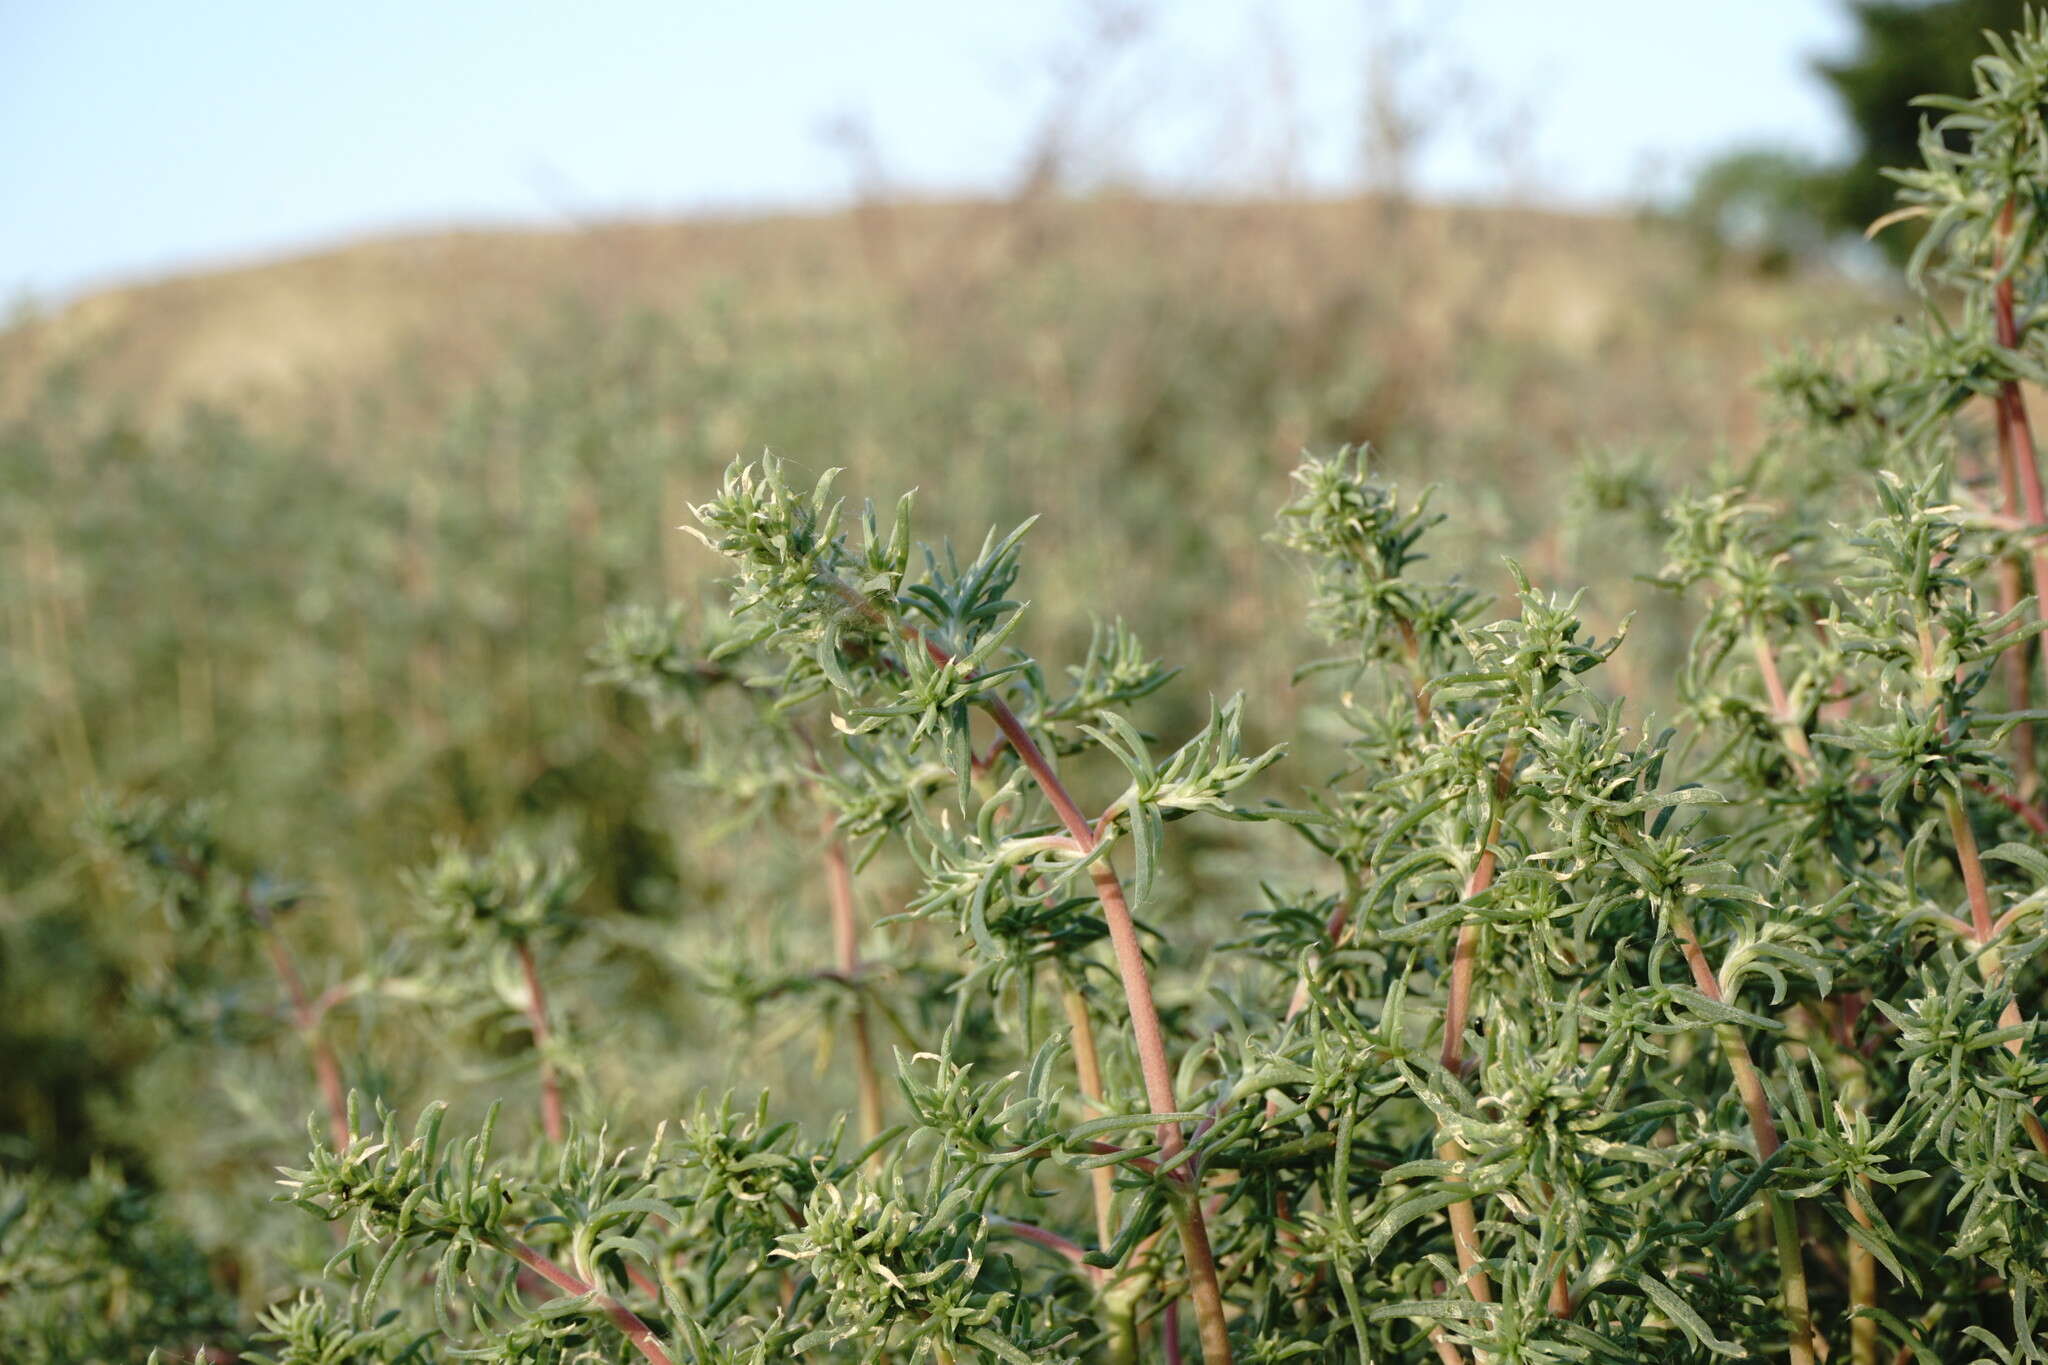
2 1 1854 302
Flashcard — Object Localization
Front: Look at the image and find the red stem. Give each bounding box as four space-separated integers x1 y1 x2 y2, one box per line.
821 578 1234 1359
993 1216 1091 1267
1434 746 1519 1329
516 940 565 1145
263 929 350 1153
1990 199 2044 793
1943 793 2048 1159
1994 202 2048 720
821 816 885 1145
1671 922 1781 1160
1971 777 2048 836
979 693 1232 1361
504 1238 675 1365
1668 903 1815 1365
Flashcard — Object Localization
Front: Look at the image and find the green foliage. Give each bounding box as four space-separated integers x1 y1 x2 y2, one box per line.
0 1163 233 1364
1818 0 2032 248
410 836 588 951
23 15 2048 1365
1688 0 2032 265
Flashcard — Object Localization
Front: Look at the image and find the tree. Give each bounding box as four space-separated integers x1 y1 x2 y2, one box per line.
1816 0 2029 242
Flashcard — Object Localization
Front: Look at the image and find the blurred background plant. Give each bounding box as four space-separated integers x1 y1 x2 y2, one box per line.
1683 0 2034 270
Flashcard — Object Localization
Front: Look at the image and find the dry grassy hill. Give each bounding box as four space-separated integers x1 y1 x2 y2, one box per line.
1 194 1878 445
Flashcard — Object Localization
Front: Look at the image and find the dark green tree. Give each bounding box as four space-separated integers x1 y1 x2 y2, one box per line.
1817 0 2029 241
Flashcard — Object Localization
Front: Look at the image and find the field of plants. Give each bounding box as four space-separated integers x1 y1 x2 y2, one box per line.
11 17 2048 1364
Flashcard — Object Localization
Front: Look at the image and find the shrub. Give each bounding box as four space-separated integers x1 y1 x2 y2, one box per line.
32 14 2048 1365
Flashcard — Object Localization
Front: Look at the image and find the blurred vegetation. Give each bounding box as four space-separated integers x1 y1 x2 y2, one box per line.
1817 0 2031 245
1686 0 2028 267
0 194 1874 1332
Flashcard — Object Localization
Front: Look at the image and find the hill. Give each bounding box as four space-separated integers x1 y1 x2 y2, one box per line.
3 195 1870 438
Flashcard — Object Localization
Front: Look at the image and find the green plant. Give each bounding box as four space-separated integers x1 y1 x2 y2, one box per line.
23 15 2048 1365
1816 0 2030 249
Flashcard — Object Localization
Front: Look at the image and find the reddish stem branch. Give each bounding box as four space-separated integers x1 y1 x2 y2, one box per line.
263 928 350 1153
503 1238 675 1365
1943 791 2048 1159
1988 407 2036 792
978 692 1232 1362
1671 918 1783 1162
822 577 1231 1360
1061 979 1119 1261
1995 202 2048 747
515 940 565 1146
1971 777 2048 836
1752 628 1814 767
1549 1267 1574 1319
821 816 885 1145
992 1216 1092 1268
1668 903 1815 1365
1434 745 1520 1331
1991 206 2042 791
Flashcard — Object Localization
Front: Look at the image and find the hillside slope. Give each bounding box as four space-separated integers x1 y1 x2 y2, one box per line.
3 195 1871 440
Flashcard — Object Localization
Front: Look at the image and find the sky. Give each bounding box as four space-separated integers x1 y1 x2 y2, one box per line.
1 1 1857 303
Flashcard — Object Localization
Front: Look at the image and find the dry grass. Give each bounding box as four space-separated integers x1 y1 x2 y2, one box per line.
1 194 1877 447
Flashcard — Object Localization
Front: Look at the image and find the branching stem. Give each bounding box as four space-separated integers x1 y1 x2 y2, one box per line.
515 940 565 1146
1752 625 1813 768
262 927 350 1154
982 692 1231 1362
1942 789 2048 1159
1994 200 2048 731
1667 900 1815 1365
1060 976 1119 1260
823 577 1233 1362
1435 743 1520 1331
821 815 885 1146
503 1237 675 1365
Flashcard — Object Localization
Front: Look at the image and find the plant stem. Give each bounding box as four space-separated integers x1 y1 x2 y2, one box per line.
1820 994 1883 1359
992 1215 1092 1267
981 691 1230 1363
1847 1188 1879 1365
1995 199 2048 739
1970 776 2048 835
820 576 1232 1361
1942 789 2048 1159
262 927 350 1153
515 940 565 1145
1397 617 1434 725
1060 976 1118 1257
1435 745 1519 1323
1752 625 1813 767
1763 620 1877 1351
1911 597 2048 1156
816 571 1231 1356
1987 406 2036 792
1667 901 1815 1365
822 815 885 1146
502 1237 675 1365
1283 859 1369 1028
